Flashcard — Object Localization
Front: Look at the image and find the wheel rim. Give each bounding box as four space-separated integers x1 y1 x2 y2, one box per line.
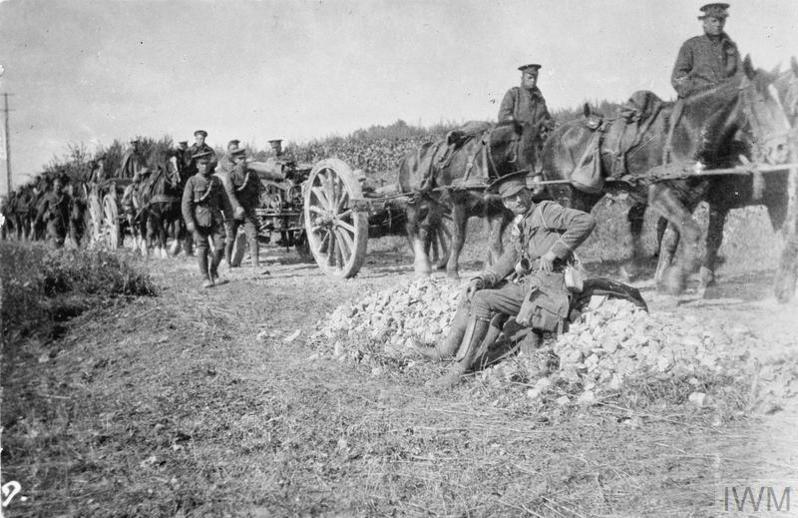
102 195 119 249
88 193 103 246
304 159 368 278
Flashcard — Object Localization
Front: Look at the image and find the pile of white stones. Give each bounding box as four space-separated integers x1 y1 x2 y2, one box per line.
315 277 461 358
315 278 795 409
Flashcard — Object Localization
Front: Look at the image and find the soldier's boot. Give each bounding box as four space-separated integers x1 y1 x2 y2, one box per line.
415 305 468 361
224 239 235 267
210 249 228 285
198 249 213 288
428 316 490 389
248 233 260 268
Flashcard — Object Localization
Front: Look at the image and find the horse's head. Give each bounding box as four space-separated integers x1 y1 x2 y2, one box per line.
146 147 182 189
772 56 798 126
484 121 544 177
737 56 792 165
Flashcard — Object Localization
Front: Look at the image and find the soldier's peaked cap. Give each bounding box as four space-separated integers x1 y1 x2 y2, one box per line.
194 129 208 137
488 171 528 198
268 139 283 145
192 150 213 161
178 140 188 145
698 3 729 19
518 64 542 72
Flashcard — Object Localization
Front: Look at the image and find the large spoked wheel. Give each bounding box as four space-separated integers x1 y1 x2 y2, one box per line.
87 191 103 247
102 194 119 249
304 158 368 278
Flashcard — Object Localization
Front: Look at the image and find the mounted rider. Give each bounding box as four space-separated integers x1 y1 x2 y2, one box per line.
417 172 595 388
185 130 216 177
118 139 147 180
669 4 763 198
671 3 741 99
182 149 232 288
88 152 108 183
498 64 554 192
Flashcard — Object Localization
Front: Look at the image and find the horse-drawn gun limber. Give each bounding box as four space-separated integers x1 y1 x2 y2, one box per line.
242 155 417 277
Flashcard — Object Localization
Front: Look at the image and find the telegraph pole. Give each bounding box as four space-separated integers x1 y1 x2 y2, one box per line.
2 93 11 194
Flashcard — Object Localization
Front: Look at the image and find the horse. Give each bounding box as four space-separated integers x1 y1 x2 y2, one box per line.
774 56 798 126
397 120 543 279
540 56 791 297
139 147 184 258
673 61 798 302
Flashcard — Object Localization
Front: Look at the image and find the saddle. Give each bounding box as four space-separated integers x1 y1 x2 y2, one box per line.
571 91 664 193
417 121 493 191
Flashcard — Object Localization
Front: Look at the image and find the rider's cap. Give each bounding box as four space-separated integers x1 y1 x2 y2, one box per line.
268 139 283 145
194 129 208 138
192 150 214 161
130 138 140 144
178 140 188 146
227 139 241 149
698 3 729 19
518 64 542 73
489 171 529 198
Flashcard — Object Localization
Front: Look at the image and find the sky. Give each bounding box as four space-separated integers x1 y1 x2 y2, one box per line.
1 0 797 193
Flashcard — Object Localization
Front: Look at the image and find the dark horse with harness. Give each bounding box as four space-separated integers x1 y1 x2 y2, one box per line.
397 120 543 279
539 56 793 299
137 146 185 257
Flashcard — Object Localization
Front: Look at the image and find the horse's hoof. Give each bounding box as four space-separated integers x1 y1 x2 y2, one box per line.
774 269 797 304
698 266 715 288
661 266 686 296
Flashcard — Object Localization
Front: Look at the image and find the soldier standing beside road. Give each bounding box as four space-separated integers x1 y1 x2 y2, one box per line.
35 175 71 248
182 150 232 288
417 172 595 388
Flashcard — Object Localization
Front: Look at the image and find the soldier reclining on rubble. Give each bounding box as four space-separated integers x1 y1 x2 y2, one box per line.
416 172 596 388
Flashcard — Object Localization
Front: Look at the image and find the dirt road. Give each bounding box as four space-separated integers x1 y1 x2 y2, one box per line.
3 236 798 516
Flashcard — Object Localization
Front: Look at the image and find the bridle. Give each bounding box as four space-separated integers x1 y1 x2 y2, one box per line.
738 74 792 164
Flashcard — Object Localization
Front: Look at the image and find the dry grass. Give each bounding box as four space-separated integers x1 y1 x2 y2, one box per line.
0 202 793 517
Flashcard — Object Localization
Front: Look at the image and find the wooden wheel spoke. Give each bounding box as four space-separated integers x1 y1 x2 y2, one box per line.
327 231 337 267
337 208 352 220
336 228 354 258
318 230 331 253
336 190 350 213
323 170 341 210
308 205 327 217
335 219 356 234
334 232 345 267
310 187 331 210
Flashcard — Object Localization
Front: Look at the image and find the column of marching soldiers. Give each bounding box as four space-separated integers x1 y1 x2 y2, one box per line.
1 3 745 290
